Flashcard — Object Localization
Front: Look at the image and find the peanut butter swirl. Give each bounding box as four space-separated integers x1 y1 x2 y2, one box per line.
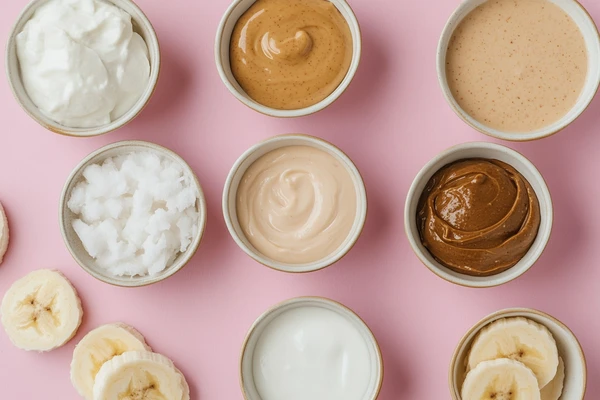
229 0 353 110
417 159 541 276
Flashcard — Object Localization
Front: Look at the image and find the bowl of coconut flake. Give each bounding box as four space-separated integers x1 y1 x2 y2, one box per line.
59 140 207 287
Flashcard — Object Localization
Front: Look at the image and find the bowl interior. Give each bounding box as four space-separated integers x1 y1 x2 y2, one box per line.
6 0 160 137
405 142 553 287
224 135 367 273
437 0 600 141
60 141 207 287
216 0 361 117
240 297 383 400
450 309 586 399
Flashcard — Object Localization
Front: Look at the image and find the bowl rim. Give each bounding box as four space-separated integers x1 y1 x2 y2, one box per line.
448 307 587 399
436 0 600 142
59 140 207 287
222 133 368 273
214 0 362 118
5 0 161 137
239 296 384 400
403 141 554 288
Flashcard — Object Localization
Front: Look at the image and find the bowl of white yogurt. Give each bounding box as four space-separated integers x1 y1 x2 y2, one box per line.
240 297 383 400
6 0 160 137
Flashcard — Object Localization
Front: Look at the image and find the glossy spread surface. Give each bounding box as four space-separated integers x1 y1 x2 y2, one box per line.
252 306 372 400
417 159 541 276
229 0 353 110
236 145 357 265
446 0 588 132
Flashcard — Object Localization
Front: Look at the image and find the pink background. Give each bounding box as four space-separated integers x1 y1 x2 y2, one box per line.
1 0 599 398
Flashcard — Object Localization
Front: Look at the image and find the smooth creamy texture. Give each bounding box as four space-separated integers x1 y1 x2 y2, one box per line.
446 0 588 132
236 145 356 265
17 0 150 128
230 0 353 110
252 306 372 400
417 159 541 276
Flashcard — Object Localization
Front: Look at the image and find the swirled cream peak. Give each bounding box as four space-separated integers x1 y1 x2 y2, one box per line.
16 0 150 128
230 0 353 110
236 145 357 264
417 159 541 276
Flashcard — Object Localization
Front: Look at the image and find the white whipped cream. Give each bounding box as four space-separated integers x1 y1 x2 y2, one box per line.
16 0 150 128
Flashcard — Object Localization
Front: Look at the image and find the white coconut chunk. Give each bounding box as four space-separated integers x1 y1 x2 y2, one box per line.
67 151 199 277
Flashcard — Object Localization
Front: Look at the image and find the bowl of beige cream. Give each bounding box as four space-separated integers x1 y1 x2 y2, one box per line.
223 134 368 273
6 0 160 137
437 0 600 141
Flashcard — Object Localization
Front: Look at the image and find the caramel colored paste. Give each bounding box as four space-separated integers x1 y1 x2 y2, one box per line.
236 145 357 265
446 0 588 132
230 0 353 110
417 159 541 276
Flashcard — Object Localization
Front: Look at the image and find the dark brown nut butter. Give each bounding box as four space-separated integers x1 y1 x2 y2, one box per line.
417 159 541 276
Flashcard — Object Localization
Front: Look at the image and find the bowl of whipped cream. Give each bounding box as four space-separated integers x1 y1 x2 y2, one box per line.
6 0 161 137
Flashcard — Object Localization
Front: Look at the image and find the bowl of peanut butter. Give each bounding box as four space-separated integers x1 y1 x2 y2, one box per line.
404 142 553 288
215 0 361 117
437 0 600 141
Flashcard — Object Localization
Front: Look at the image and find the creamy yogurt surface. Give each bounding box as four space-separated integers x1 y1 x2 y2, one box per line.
236 145 357 265
446 0 588 132
16 0 150 128
252 306 373 400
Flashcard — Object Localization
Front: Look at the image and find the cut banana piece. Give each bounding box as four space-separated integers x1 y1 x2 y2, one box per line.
1 269 82 351
541 357 565 400
93 351 190 400
462 358 541 400
0 201 9 265
467 317 559 388
71 323 151 400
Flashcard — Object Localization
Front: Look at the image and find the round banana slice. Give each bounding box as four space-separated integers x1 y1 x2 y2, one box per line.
467 317 559 388
71 323 152 400
462 358 541 400
93 351 190 400
1 269 83 351
0 201 9 265
541 357 565 400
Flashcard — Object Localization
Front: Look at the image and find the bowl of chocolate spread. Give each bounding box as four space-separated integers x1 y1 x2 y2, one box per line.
404 142 553 288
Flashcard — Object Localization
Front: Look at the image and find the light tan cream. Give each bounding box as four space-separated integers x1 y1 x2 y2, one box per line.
446 0 588 132
236 145 356 264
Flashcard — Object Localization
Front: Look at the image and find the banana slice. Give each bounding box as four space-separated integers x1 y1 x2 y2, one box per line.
467 317 559 388
93 350 190 400
462 358 541 400
541 357 565 400
71 323 152 400
1 269 82 351
0 202 9 265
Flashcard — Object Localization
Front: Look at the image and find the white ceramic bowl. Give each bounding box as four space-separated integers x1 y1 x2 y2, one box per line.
59 140 207 287
223 134 367 273
404 142 553 288
450 308 587 399
240 296 383 400
437 0 600 141
6 0 161 137
215 0 361 117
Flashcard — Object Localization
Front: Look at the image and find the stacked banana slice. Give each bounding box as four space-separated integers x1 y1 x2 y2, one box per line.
1 269 82 351
71 323 190 400
0 202 9 265
462 317 565 400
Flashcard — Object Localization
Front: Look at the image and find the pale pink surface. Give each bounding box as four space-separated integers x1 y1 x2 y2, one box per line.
0 0 599 398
